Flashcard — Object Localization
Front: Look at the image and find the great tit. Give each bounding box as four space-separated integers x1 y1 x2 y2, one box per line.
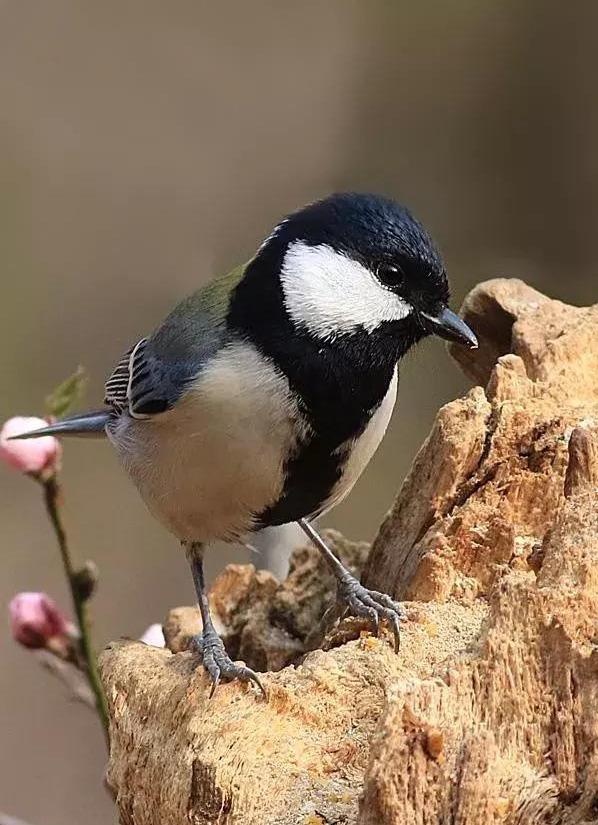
13 192 477 695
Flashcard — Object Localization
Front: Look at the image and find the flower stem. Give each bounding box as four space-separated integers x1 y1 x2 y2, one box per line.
42 475 110 747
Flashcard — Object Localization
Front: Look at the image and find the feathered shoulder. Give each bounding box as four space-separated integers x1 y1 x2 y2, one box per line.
104 263 247 418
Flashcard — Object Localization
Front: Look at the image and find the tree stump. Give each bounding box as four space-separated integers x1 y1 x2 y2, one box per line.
100 279 598 825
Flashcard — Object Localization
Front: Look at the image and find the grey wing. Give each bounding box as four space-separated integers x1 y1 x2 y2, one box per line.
104 337 198 419
104 266 243 419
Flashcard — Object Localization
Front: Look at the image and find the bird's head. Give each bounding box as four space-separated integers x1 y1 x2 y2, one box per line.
254 192 477 355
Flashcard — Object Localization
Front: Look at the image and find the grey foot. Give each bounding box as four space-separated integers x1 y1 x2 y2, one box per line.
190 628 266 698
334 573 406 652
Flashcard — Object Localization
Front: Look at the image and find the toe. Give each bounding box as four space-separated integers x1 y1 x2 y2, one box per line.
360 603 380 636
367 588 405 617
336 579 404 653
192 632 266 698
219 658 267 698
202 649 222 686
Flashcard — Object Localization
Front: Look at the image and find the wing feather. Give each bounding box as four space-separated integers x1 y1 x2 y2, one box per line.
103 262 247 419
104 344 136 413
104 338 171 419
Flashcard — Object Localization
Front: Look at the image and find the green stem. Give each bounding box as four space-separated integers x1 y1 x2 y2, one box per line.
42 475 110 748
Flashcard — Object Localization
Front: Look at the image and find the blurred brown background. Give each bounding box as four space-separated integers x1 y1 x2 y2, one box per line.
1 2 597 823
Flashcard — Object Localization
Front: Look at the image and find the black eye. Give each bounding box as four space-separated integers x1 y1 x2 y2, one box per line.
377 263 404 289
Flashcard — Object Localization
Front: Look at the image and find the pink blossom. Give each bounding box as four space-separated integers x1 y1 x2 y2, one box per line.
8 592 74 650
0 417 61 474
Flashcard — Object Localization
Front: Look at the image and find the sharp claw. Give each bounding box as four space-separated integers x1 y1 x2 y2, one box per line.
209 674 220 699
370 609 380 637
249 671 267 699
235 664 267 698
388 613 401 653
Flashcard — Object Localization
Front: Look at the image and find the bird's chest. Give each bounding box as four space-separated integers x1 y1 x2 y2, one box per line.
109 342 308 542
259 366 398 526
327 367 398 510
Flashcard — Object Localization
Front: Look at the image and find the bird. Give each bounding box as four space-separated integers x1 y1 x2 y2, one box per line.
12 192 477 696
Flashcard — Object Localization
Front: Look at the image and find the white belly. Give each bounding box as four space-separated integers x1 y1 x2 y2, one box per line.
108 342 307 543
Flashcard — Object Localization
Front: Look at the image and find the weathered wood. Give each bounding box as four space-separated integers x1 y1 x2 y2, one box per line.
100 279 598 824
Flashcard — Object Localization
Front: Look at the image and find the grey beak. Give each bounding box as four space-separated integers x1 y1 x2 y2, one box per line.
420 306 478 349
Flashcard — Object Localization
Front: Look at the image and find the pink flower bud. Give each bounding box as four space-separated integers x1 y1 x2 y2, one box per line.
8 592 73 650
0 417 61 475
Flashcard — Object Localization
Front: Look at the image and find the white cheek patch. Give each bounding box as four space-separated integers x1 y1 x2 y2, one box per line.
280 241 412 339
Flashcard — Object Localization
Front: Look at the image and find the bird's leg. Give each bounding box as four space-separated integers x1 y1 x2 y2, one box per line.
298 519 406 652
185 542 266 697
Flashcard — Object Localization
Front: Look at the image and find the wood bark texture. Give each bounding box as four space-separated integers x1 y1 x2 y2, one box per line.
100 279 598 825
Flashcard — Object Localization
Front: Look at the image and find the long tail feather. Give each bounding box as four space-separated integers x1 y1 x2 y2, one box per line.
8 410 112 440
